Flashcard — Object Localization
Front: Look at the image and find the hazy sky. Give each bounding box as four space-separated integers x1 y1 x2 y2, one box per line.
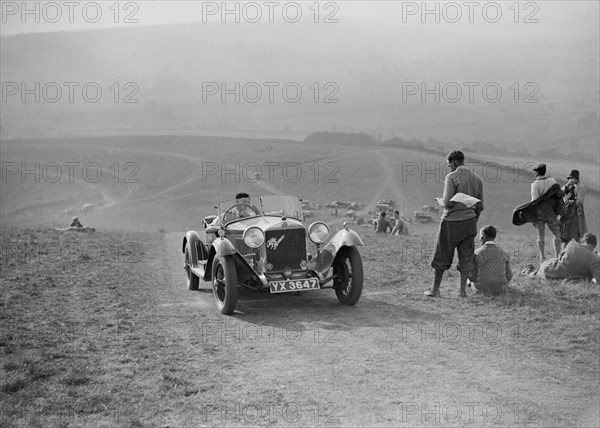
1 0 598 40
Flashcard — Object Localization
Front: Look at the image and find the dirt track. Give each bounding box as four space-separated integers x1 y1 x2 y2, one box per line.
147 232 599 427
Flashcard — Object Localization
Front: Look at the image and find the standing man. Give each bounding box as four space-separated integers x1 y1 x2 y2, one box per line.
530 163 562 259
425 151 483 298
560 169 588 246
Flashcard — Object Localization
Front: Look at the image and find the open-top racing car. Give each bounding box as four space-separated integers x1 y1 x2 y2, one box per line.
182 195 364 315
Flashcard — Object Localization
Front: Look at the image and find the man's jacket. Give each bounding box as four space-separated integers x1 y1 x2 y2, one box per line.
512 183 565 226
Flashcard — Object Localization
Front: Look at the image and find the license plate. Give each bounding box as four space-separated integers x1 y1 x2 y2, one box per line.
269 278 319 293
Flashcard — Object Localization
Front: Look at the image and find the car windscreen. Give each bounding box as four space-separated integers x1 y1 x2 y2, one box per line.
218 196 262 215
259 195 303 220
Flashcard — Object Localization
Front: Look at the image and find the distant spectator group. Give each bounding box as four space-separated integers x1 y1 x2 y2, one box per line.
373 210 410 235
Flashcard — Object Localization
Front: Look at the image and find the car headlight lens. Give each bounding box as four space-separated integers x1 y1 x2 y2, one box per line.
308 222 330 244
243 227 265 248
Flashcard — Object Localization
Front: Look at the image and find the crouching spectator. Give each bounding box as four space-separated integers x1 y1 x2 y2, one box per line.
70 217 83 228
521 233 600 283
469 225 513 295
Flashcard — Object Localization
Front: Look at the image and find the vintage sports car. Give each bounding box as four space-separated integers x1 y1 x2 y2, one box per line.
182 195 364 315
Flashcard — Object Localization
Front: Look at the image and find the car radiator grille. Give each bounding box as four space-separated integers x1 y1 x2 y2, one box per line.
234 239 254 256
265 228 306 271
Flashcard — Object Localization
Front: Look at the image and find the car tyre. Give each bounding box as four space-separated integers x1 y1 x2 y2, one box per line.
333 246 363 306
211 255 238 315
185 245 199 290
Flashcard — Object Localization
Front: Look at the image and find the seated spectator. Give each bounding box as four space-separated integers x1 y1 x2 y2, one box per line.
521 233 600 282
469 225 513 296
391 210 409 235
374 211 392 234
70 217 83 228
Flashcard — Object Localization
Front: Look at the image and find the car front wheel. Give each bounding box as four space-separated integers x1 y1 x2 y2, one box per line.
333 246 363 306
211 256 238 315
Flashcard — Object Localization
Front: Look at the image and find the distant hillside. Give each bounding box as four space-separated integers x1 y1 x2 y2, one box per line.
1 18 598 154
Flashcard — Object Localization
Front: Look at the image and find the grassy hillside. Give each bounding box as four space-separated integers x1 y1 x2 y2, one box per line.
1 136 598 237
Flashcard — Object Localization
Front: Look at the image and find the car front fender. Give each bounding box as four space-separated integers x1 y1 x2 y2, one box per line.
183 230 200 268
212 236 237 257
315 228 364 273
329 228 364 249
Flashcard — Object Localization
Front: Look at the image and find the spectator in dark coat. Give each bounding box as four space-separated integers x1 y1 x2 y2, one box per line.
512 163 563 260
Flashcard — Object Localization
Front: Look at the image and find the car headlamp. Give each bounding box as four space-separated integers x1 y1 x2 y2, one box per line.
308 222 330 244
243 227 265 248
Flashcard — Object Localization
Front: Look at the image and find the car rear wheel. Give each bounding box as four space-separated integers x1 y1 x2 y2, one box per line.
211 256 238 315
333 246 363 306
185 245 199 290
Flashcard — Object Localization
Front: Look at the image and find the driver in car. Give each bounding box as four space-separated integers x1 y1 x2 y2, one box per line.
208 192 260 230
231 192 260 218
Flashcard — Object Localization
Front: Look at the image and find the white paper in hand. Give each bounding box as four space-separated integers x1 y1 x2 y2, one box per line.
449 193 480 208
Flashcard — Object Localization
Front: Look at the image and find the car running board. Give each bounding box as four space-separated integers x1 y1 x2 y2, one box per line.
190 266 205 278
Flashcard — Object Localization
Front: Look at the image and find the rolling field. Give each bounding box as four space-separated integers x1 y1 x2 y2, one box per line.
1 135 599 426
1 136 597 235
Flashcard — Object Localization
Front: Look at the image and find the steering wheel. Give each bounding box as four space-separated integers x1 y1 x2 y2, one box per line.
222 204 257 223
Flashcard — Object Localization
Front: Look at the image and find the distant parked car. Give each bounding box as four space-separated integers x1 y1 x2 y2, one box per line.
422 205 439 213
414 212 433 223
